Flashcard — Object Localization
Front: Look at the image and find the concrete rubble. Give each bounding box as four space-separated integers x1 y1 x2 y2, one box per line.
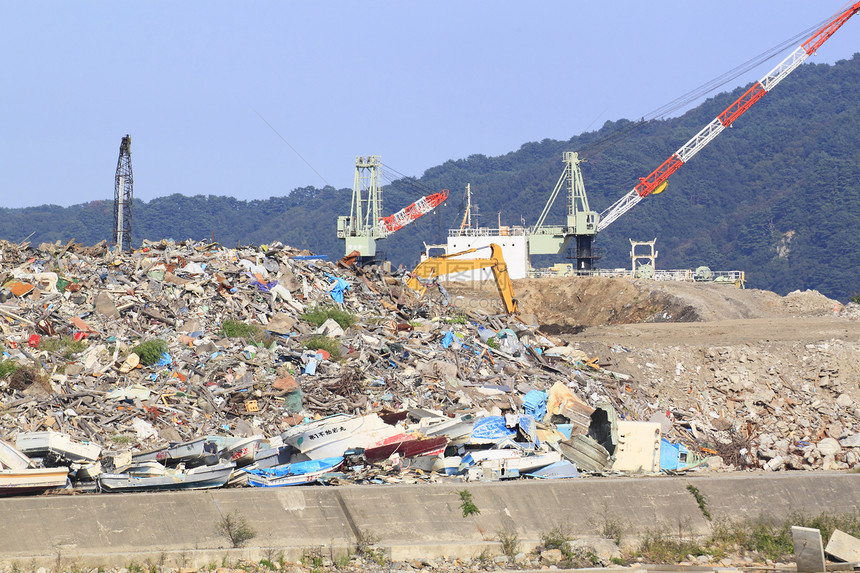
1 238 859 492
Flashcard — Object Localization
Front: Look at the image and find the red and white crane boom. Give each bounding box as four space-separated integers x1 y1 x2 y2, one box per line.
378 189 449 236
597 1 860 232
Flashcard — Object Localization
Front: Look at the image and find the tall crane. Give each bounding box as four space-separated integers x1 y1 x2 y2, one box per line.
529 152 601 270
597 1 860 232
336 155 448 263
113 134 133 252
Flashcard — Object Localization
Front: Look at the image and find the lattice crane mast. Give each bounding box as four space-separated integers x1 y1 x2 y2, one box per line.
113 134 133 252
336 155 449 263
597 1 860 232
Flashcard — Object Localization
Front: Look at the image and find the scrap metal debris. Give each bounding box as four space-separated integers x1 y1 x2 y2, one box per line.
0 238 857 493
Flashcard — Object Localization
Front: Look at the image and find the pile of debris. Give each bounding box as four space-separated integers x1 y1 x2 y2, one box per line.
0 238 857 492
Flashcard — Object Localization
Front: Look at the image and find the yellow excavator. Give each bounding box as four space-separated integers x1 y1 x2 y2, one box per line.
406 243 519 315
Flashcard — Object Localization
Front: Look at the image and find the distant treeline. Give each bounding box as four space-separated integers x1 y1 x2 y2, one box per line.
2 54 859 301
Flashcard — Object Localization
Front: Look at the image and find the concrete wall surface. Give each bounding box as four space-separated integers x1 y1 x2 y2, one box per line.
0 472 857 568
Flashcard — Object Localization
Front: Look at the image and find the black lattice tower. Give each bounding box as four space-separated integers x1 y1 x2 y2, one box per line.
113 134 133 251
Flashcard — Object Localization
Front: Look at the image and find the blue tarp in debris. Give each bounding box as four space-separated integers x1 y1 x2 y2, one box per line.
245 457 343 478
251 280 277 293
326 275 351 303
469 416 517 444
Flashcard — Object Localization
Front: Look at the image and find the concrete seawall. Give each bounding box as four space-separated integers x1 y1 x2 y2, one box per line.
1 472 858 568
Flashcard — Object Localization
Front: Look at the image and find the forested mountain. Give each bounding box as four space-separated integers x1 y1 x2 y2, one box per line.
2 55 859 301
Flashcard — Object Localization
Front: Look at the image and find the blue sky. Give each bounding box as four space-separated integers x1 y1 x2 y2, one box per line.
1 1 858 208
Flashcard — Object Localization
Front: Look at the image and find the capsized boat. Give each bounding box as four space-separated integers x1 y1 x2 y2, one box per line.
132 436 218 466
15 431 101 463
243 457 343 487
411 410 474 442
97 462 235 492
362 436 447 463
280 413 406 460
252 445 293 469
461 448 561 480
220 435 263 467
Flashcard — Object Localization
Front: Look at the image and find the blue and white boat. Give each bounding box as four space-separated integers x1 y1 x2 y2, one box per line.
243 457 342 487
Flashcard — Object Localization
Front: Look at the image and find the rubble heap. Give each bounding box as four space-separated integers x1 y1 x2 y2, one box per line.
0 238 858 483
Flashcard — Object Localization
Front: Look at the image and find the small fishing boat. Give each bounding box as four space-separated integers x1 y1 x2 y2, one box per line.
132 437 217 466
362 436 447 463
0 438 33 470
15 431 101 463
252 445 293 469
244 457 342 487
220 435 263 467
280 413 405 460
0 439 69 496
97 462 235 492
0 466 70 496
414 413 474 442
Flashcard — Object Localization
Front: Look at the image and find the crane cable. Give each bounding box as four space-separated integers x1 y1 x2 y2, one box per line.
576 15 833 160
380 162 440 197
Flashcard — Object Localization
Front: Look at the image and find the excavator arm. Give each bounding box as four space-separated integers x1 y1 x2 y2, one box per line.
406 244 519 315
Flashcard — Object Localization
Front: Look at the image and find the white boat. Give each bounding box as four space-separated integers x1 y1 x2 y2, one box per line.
244 457 343 487
432 456 463 476
221 435 263 467
518 451 562 473
253 445 293 469
0 466 70 496
280 413 406 460
0 438 33 470
416 414 474 441
462 449 562 480
132 436 217 465
114 461 170 477
0 439 69 496
16 431 101 463
97 462 235 492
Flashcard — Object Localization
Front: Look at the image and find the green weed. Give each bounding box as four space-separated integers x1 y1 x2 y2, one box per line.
217 509 257 548
334 552 351 568
636 525 705 563
687 484 712 520
220 319 262 338
38 336 87 359
0 359 19 378
302 305 356 329
131 339 169 366
354 528 379 556
540 523 572 553
459 489 480 517
300 547 323 569
303 335 342 361
497 525 520 558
